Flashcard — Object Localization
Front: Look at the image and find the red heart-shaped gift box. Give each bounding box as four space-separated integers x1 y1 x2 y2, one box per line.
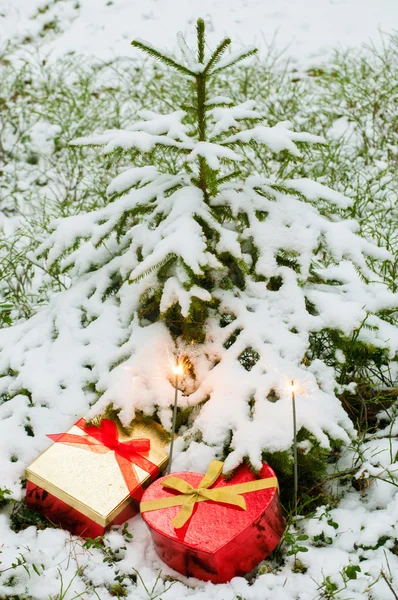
140 460 284 583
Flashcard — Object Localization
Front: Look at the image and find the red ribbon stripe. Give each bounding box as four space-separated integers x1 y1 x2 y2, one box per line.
47 419 159 496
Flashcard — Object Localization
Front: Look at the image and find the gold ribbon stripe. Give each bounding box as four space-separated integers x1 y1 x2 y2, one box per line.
140 460 278 528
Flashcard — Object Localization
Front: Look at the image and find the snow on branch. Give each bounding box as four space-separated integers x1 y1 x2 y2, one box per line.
71 130 185 154
223 122 325 156
36 174 183 271
71 110 191 153
2 18 398 503
210 45 257 73
187 141 242 170
107 166 158 195
283 178 352 209
209 100 261 139
177 32 199 72
205 96 234 106
160 277 212 317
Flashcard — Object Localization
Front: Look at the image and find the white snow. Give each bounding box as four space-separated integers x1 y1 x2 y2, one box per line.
187 141 242 170
0 5 398 600
106 166 159 196
284 178 352 209
224 123 325 156
1 0 398 66
209 101 260 138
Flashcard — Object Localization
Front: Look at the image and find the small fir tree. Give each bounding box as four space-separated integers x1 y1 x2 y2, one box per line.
3 21 397 487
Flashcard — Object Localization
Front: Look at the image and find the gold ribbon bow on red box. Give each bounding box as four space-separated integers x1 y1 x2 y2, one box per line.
140 460 278 528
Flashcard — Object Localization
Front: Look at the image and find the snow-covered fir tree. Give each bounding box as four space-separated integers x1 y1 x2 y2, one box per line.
1 21 397 497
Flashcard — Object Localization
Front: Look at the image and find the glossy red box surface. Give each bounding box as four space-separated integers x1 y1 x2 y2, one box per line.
141 463 284 583
26 481 138 538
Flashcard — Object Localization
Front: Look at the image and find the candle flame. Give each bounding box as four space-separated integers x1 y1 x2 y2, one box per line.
173 363 184 376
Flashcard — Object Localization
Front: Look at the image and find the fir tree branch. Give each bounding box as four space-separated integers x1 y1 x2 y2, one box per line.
131 40 195 77
204 102 235 111
217 169 242 186
197 19 205 64
195 37 209 198
203 38 231 75
353 263 370 285
181 103 198 114
211 47 258 74
129 253 178 284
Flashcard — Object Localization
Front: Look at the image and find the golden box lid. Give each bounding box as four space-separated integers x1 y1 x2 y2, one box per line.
26 417 170 527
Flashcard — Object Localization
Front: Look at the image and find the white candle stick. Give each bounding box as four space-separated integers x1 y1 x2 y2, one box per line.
291 380 298 515
167 362 183 474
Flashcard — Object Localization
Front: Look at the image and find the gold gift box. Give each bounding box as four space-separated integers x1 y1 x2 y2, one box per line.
25 416 171 537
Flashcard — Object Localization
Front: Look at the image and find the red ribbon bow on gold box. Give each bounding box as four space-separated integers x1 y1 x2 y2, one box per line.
25 416 171 538
48 418 159 495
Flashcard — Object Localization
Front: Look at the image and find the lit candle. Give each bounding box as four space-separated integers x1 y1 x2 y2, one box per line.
291 380 298 514
167 362 184 474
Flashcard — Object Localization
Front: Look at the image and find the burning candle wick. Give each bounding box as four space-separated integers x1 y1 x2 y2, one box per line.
167 361 183 474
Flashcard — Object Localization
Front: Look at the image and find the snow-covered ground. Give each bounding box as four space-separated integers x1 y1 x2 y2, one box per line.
1 2 398 600
1 0 398 63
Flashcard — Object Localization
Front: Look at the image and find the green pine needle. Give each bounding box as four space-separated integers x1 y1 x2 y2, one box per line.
211 47 258 74
129 253 178 284
217 169 242 185
131 40 195 77
197 19 205 63
203 37 232 75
